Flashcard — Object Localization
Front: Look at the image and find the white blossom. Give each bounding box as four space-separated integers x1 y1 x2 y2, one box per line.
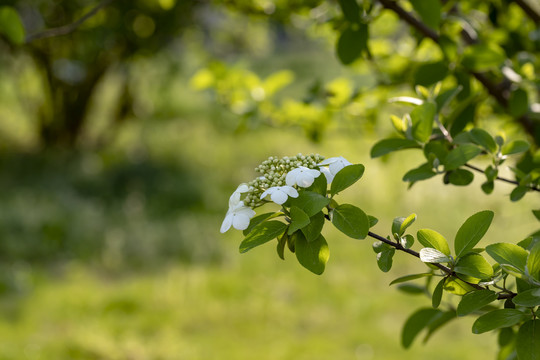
260 186 299 205
285 166 321 188
229 183 249 206
220 201 256 233
318 156 352 183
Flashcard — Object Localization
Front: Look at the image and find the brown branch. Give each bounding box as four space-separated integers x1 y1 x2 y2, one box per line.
514 0 540 24
376 0 539 145
367 231 515 300
465 163 540 192
25 0 114 43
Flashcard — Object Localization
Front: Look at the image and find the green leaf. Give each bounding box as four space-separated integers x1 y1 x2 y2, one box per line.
288 206 310 235
401 308 442 348
392 213 417 237
410 102 436 143
470 128 497 153
528 242 540 281
295 232 329 275
462 44 506 72
372 240 391 254
330 164 365 196
435 86 462 112
240 221 287 253
390 273 433 285
513 289 540 308
336 24 368 65
243 212 279 236
377 247 395 272
432 278 445 308
337 0 361 23
516 320 540 360
391 115 406 133
502 140 530 156
0 6 25 45
448 169 474 186
397 284 426 295
332 204 369 239
533 210 540 222
301 211 325 242
424 310 456 343
511 186 528 202
401 234 415 249
472 309 529 334
419 248 452 263
402 163 437 182
417 229 451 255
509 88 529 118
414 61 448 87
445 144 483 170
306 172 327 196
289 191 330 217
457 290 498 316
481 181 494 194
454 253 494 279
371 138 421 158
410 0 441 29
486 243 528 273
368 215 378 227
276 232 288 260
444 277 476 295
454 210 494 258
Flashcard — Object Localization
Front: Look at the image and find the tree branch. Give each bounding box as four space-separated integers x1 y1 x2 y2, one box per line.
376 0 539 145
464 163 540 192
25 0 115 43
367 231 516 300
514 0 540 24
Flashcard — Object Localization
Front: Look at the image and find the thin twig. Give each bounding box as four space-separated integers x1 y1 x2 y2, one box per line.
25 0 114 43
367 231 516 300
514 0 540 24
464 163 540 192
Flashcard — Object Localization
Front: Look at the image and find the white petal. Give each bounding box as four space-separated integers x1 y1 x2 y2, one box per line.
297 173 315 187
317 158 335 166
220 213 233 233
285 169 298 187
235 206 256 218
260 188 271 199
320 167 333 184
229 192 242 206
283 186 299 198
236 184 249 193
270 190 288 205
232 213 251 230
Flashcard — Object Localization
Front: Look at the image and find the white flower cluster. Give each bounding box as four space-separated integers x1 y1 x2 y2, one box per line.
220 154 352 233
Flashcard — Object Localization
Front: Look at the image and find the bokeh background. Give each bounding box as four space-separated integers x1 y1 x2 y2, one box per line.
0 1 538 359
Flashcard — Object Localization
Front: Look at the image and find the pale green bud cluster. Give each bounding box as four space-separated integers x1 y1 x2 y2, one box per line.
243 153 325 208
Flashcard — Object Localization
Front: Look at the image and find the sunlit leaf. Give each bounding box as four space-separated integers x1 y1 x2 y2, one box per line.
371 138 421 158
454 210 494 258
240 221 287 253
445 144 482 170
417 229 451 255
332 203 369 239
486 243 528 273
330 164 365 196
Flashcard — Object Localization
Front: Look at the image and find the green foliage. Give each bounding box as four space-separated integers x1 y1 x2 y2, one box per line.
454 211 494 258
239 221 287 253
516 320 540 360
294 232 329 275
0 6 25 45
330 164 365 196
457 290 498 317
331 204 369 239
472 309 530 334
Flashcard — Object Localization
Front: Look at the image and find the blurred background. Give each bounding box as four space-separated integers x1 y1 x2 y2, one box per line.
0 0 538 359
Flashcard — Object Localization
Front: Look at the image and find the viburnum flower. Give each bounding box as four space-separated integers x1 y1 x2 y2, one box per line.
286 166 321 188
220 200 256 233
318 156 352 183
260 186 299 205
229 183 249 206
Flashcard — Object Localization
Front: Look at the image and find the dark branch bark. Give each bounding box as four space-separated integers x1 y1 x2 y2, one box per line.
464 164 540 192
25 0 115 43
367 231 515 300
376 0 539 146
514 0 540 24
